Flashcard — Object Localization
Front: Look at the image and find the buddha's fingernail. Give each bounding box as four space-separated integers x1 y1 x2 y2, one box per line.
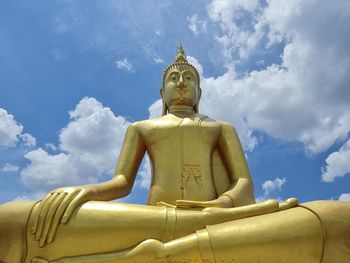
39 240 45 247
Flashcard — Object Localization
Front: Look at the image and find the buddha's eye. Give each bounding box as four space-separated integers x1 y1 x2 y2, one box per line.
186 76 191 80
170 75 177 81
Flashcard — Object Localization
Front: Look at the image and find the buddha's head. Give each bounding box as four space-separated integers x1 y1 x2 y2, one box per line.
161 44 201 115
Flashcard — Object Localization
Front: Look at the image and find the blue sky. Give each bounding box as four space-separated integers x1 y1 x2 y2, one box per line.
1 0 350 205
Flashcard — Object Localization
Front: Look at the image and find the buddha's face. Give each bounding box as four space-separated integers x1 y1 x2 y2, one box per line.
162 66 200 109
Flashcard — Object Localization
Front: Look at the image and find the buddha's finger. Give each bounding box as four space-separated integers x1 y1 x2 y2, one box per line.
278 197 298 211
39 192 67 247
176 200 211 208
156 201 176 208
61 190 86 224
198 201 222 208
32 193 52 235
47 191 79 244
176 200 195 208
35 193 59 241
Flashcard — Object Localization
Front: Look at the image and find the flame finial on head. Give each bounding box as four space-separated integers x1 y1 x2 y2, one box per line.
173 42 188 64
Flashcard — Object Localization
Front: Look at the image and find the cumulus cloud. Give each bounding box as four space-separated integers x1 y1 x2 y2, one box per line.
148 99 162 119
182 0 350 155
21 97 130 192
255 177 286 202
187 56 204 76
322 139 350 182
262 177 286 196
137 155 152 189
338 193 350 201
1 163 20 172
45 143 57 151
207 0 261 59
0 108 36 149
21 133 36 147
115 58 134 72
0 108 23 148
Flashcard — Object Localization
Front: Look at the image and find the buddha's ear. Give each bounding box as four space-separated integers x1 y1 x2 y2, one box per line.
160 88 164 98
198 88 202 101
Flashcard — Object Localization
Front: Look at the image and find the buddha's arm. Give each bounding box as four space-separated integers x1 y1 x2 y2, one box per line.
176 122 255 208
215 122 255 207
32 123 146 247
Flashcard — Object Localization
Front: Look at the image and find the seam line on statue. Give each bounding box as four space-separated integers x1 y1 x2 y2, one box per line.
221 193 235 207
160 206 168 242
298 205 326 263
170 208 176 240
178 118 185 199
174 208 177 239
195 231 204 262
205 226 218 263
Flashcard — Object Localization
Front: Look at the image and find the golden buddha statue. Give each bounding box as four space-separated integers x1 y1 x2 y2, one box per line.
1 44 349 263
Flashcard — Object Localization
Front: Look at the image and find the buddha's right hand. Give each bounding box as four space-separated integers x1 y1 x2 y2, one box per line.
31 186 97 248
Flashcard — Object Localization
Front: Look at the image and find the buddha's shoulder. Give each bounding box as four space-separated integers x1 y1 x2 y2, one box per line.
215 120 237 129
129 115 237 131
198 115 237 130
128 117 171 134
131 116 170 127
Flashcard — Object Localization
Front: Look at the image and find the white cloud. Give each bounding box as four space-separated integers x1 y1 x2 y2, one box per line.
0 108 23 149
153 57 164 64
187 14 207 35
255 177 286 203
0 108 36 150
115 58 134 72
187 56 204 76
20 133 36 148
262 177 286 196
21 97 130 192
322 139 350 182
1 163 20 172
137 155 152 189
207 0 261 59
179 0 350 155
338 193 350 201
148 99 162 119
45 143 57 151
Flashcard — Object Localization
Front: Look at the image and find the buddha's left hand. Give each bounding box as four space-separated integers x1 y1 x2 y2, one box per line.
176 195 233 208
32 186 97 247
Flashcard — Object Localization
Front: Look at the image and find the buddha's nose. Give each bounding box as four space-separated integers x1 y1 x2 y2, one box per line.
177 76 186 89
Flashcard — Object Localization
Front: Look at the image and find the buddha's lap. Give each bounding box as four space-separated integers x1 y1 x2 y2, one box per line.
1 200 350 262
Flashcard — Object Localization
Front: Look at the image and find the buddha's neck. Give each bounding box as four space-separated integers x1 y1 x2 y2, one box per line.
168 105 194 117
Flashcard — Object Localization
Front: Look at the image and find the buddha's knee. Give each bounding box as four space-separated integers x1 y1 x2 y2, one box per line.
0 200 37 263
303 201 350 263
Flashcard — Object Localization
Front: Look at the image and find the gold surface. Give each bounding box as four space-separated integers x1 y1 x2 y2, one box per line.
0 45 349 263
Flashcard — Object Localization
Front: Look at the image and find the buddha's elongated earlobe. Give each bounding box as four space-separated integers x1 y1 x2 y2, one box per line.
162 100 168 116
194 88 202 113
160 88 168 116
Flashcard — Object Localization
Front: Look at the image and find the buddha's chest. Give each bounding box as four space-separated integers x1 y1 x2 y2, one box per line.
143 118 221 152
